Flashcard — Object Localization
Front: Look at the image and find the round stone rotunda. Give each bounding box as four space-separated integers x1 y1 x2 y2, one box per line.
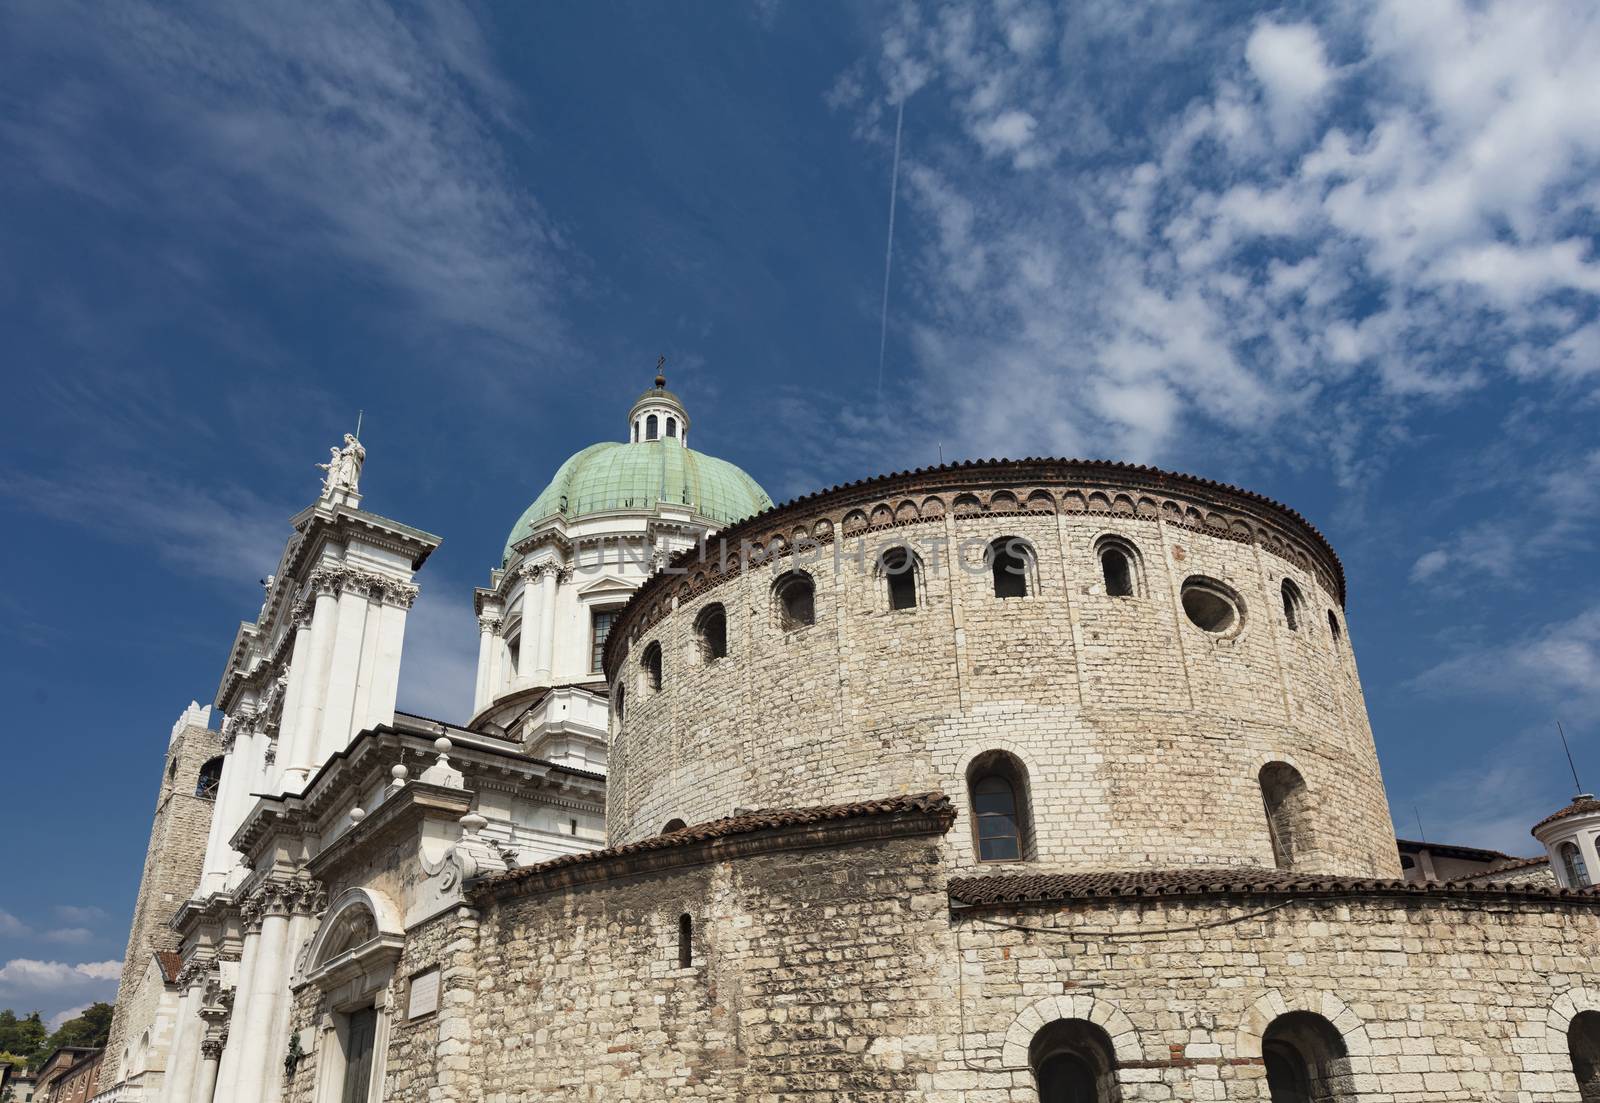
431 459 1600 1103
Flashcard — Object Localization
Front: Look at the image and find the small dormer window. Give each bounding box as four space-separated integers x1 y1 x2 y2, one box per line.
1562 841 1590 888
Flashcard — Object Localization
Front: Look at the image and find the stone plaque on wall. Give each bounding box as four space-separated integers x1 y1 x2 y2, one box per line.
407 968 440 1019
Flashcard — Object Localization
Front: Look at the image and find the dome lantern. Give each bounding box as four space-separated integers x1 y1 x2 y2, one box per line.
627 357 690 446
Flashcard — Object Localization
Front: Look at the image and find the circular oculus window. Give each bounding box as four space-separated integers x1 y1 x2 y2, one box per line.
1181 577 1243 635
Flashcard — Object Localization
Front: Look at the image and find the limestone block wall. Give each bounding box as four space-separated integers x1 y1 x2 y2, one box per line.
293 824 1600 1103
105 715 221 1087
605 463 1396 877
951 891 1600 1101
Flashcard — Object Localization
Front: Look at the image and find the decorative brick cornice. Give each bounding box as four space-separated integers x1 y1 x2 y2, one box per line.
603 459 1349 676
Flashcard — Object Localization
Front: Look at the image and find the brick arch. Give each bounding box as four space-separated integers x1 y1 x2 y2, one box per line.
1000 993 1143 1069
1233 989 1372 1060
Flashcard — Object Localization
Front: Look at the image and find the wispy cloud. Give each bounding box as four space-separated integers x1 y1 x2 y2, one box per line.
0 468 288 589
1410 602 1600 715
0 0 573 365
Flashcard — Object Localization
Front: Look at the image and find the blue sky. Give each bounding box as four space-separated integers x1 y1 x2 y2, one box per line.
2 0 1597 1023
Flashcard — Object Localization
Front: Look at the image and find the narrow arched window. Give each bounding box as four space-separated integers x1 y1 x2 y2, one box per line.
666 416 677 438
989 537 1033 599
1327 610 1342 644
662 818 687 834
1263 1012 1352 1102
881 546 918 610
677 913 693 968
1569 1010 1600 1102
1260 762 1310 871
195 757 223 800
773 571 815 630
642 641 663 692
1100 545 1133 597
633 419 640 442
1562 841 1591 888
1281 579 1303 631
968 751 1031 862
646 413 659 440
696 603 728 661
1030 1019 1118 1103
615 684 626 720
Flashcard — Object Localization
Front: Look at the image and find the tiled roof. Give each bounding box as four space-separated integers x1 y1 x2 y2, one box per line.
477 792 954 893
948 867 1599 908
154 950 183 984
1447 854 1551 882
1534 796 1600 833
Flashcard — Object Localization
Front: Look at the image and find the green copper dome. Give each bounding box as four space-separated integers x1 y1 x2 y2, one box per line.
503 441 773 563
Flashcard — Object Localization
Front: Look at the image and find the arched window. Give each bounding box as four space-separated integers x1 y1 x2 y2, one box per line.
1281 579 1303 631
1569 1009 1600 1102
666 416 677 438
1260 762 1311 871
614 684 626 721
642 641 663 692
1030 1018 1118 1103
696 603 728 661
1096 537 1137 597
1327 610 1342 644
1262 1012 1352 1102
880 546 919 610
662 818 687 834
989 537 1034 599
968 751 1032 862
506 632 522 674
1561 841 1591 888
677 913 693 968
195 756 223 800
633 419 640 442
646 413 659 440
773 571 816 630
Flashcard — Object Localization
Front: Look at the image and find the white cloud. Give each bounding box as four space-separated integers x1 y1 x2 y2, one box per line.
1408 549 1449 583
823 0 1600 479
0 958 122 1004
1245 21 1334 141
53 905 108 926
0 911 30 939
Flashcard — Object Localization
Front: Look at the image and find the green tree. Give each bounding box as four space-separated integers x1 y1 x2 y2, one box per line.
0 1012 46 1064
40 1003 114 1056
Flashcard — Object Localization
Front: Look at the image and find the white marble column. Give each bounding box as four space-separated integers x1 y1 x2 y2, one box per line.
273 617 314 790
234 898 292 1103
213 907 263 1102
200 721 257 894
362 591 412 731
532 566 559 681
317 582 372 761
160 975 205 1103
473 614 499 713
194 1038 222 1103
288 586 340 780
257 901 319 1103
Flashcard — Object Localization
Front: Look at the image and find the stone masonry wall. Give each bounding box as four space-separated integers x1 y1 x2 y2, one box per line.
610 492 1395 878
318 827 1600 1102
105 718 221 1087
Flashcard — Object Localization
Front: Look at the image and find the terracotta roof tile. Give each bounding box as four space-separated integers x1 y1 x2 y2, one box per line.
1446 854 1551 882
478 792 954 893
948 867 1599 908
1533 796 1600 833
154 950 183 985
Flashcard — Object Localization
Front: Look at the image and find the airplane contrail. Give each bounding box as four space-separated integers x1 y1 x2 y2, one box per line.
876 99 905 402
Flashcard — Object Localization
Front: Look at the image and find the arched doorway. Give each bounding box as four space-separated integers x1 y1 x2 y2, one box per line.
1030 1018 1120 1102
1262 1011 1352 1102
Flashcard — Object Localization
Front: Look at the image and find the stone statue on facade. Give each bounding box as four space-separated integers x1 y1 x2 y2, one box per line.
316 433 366 498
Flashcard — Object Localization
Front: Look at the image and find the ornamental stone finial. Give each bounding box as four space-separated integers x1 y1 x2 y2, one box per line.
419 736 464 790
